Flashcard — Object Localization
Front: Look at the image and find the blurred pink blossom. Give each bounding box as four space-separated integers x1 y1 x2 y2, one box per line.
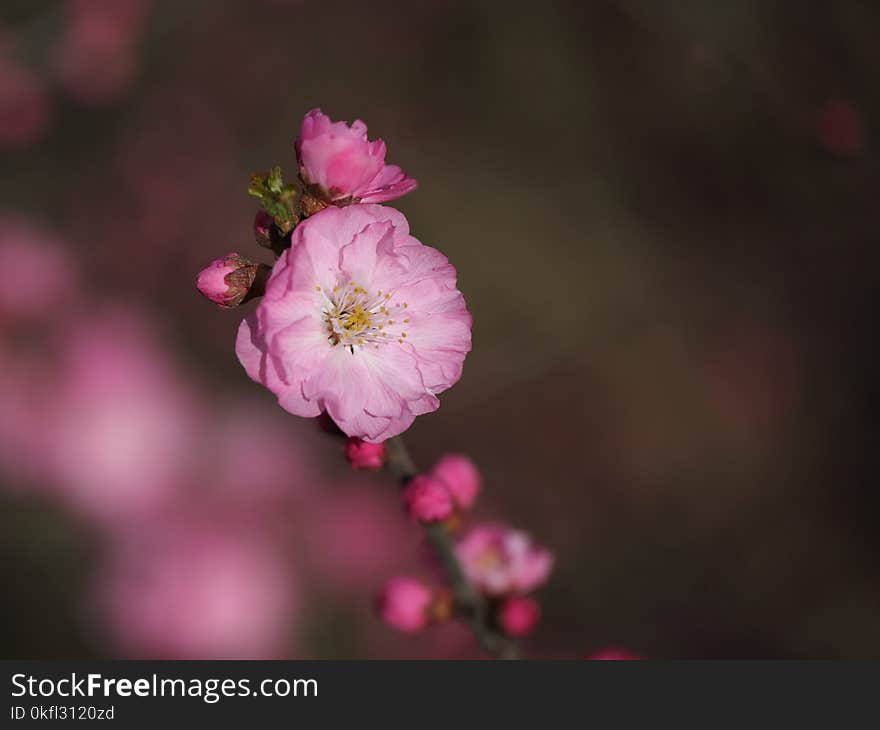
301 486 416 592
0 55 50 148
296 108 417 204
0 217 78 321
430 453 481 511
588 648 643 660
96 517 297 658
237 204 471 441
401 474 454 523
497 596 541 637
55 0 153 104
376 577 433 633
455 523 553 597
45 309 199 524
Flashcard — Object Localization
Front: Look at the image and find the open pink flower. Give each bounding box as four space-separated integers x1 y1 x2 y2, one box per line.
455 523 553 597
236 204 471 441
295 108 417 204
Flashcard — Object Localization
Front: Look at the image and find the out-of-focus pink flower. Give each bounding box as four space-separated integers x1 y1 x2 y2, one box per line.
195 252 263 309
344 437 386 470
455 523 553 597
300 486 417 592
431 453 481 510
237 204 471 441
45 310 199 523
0 56 50 148
295 108 417 204
376 577 433 633
0 217 78 321
497 596 540 637
96 519 296 658
401 474 454 523
817 99 864 156
588 648 643 660
55 0 152 104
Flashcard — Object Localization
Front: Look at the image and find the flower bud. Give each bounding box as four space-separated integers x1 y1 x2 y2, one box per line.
431 453 481 511
344 437 385 470
195 253 268 309
376 577 433 633
401 474 454 523
253 210 274 248
497 596 540 637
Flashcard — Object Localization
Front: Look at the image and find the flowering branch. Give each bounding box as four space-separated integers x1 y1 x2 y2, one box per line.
196 107 553 659
384 437 521 659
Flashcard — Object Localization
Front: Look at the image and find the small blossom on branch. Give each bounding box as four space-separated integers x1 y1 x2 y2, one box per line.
295 108 417 209
456 523 553 597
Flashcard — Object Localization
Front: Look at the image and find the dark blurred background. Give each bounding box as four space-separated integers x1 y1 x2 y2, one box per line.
2 0 879 659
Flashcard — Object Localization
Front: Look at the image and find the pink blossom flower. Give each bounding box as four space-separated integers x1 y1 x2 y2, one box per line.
295 108 417 204
431 453 481 510
376 577 433 633
345 437 386 470
497 596 541 637
0 217 78 320
236 204 472 441
401 474 454 523
95 518 297 659
455 523 553 597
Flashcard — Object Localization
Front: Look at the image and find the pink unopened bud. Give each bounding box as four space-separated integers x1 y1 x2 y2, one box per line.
195 253 267 309
497 596 540 637
253 210 273 248
401 474 454 523
588 648 643 660
431 453 481 511
376 577 433 633
344 437 385 470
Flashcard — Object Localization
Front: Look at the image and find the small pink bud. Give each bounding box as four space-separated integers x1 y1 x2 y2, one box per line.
376 577 433 633
253 210 274 248
497 596 540 637
195 253 267 309
588 648 643 660
401 474 454 523
431 453 481 510
344 437 385 470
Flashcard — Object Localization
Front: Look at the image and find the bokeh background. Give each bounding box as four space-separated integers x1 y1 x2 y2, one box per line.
2 0 879 659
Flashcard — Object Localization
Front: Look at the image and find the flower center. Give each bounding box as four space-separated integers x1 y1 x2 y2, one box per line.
317 280 409 351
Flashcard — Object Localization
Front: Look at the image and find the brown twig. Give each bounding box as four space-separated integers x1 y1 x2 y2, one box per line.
384 436 521 660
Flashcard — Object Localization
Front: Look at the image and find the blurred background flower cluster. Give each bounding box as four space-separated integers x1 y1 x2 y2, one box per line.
2 0 879 659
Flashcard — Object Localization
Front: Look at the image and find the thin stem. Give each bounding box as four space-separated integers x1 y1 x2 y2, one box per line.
385 436 521 660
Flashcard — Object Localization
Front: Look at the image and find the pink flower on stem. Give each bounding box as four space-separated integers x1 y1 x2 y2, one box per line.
497 596 541 637
295 108 417 204
345 437 386 470
236 204 472 441
455 523 553 597
401 474 454 523
431 453 481 511
376 577 434 633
